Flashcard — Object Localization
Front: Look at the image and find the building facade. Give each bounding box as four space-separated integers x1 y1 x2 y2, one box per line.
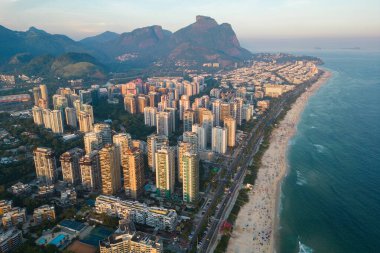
99 144 122 195
155 147 175 198
95 195 178 231
60 148 84 185
123 148 145 199
79 150 101 191
33 147 57 184
211 127 227 154
182 151 199 203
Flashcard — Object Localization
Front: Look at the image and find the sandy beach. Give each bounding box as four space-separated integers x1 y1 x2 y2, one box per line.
226 70 332 253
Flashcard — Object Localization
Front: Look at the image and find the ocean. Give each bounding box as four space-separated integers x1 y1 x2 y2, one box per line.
277 50 380 253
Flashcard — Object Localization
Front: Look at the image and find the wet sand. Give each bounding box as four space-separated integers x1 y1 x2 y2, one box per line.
226 71 332 253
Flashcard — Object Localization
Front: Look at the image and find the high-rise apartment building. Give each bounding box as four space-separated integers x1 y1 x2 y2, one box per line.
52 94 68 110
82 104 94 124
99 144 121 195
233 98 244 126
123 148 145 199
32 106 44 125
147 134 169 171
177 142 195 183
84 132 102 154
192 124 207 150
144 107 157 127
165 107 177 132
182 151 199 203
60 148 84 185
183 110 195 132
212 99 222 126
211 126 227 154
113 132 132 189
155 146 175 198
220 102 231 124
42 109 51 129
183 131 198 150
124 94 137 114
33 147 57 184
224 116 236 148
179 95 190 120
78 111 93 133
65 107 77 128
137 95 148 114
39 84 49 108
33 87 41 106
148 91 159 107
50 110 64 134
156 111 171 136
200 109 214 146
94 123 112 145
79 150 101 191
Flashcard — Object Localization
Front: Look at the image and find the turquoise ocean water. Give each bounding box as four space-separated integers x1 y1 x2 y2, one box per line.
277 50 380 253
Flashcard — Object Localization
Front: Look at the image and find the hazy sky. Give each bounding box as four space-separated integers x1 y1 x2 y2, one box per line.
1 0 379 50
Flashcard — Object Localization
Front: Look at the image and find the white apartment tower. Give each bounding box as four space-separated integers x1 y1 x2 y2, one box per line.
50 110 64 134
192 124 207 150
144 106 157 126
84 132 103 154
179 95 190 120
78 111 93 133
211 126 227 154
32 106 44 125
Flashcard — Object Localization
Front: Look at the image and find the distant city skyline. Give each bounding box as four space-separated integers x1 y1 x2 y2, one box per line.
0 0 379 50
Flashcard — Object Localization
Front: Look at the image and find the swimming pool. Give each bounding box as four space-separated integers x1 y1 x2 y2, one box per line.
37 238 47 245
49 234 66 247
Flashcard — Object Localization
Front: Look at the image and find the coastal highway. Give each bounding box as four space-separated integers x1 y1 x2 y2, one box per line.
190 71 324 253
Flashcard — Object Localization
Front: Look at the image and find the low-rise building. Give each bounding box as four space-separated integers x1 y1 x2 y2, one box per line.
60 188 77 205
8 182 31 196
38 185 55 196
0 229 22 253
100 220 162 253
33 205 56 225
1 208 26 229
0 200 12 216
95 195 178 231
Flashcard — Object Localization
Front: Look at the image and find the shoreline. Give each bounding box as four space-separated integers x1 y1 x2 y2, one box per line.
226 70 332 253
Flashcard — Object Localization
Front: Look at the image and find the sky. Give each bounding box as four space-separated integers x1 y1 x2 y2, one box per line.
0 0 379 51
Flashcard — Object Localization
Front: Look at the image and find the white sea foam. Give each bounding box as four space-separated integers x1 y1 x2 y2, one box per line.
296 170 307 186
299 241 314 253
313 144 325 153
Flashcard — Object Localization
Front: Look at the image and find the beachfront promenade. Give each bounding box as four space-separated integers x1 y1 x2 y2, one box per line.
196 69 330 253
226 71 332 253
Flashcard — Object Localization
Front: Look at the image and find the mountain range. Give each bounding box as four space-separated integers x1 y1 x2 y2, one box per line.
0 16 252 78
